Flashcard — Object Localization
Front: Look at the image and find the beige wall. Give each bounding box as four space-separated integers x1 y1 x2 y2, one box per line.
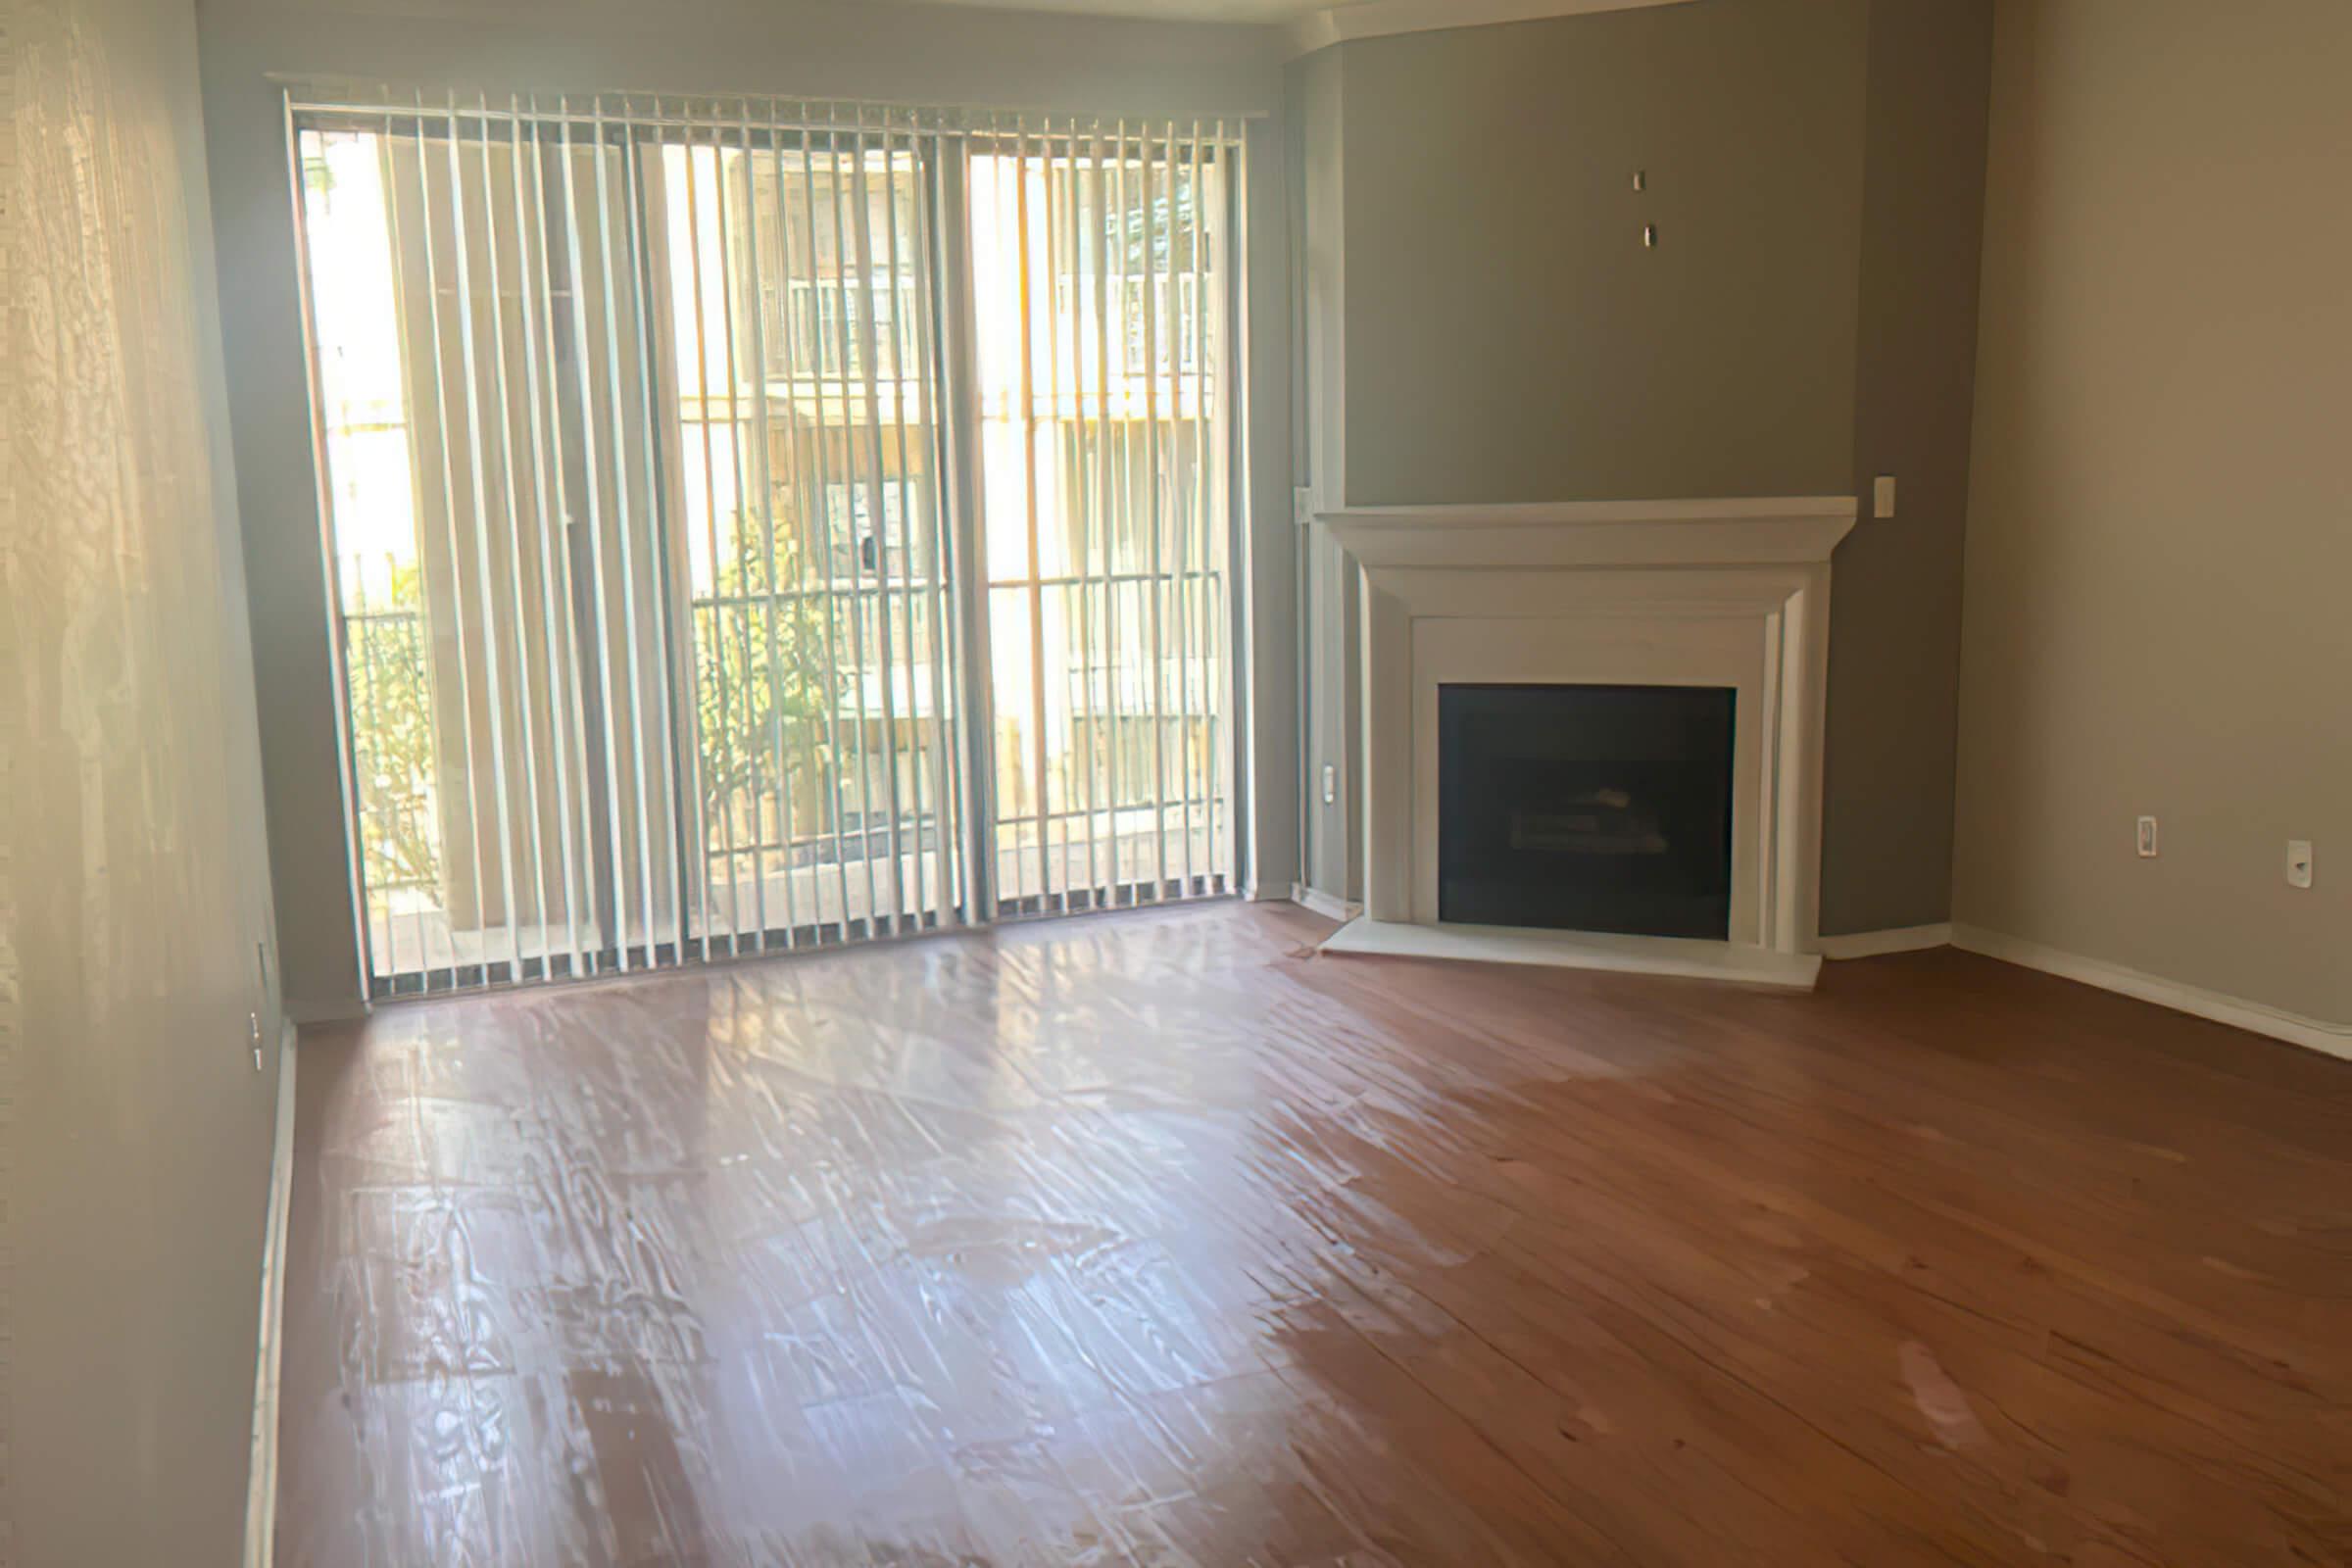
1292 0 1995 934
3 0 283 1558
196 0 1298 1009
1955 0 2352 1023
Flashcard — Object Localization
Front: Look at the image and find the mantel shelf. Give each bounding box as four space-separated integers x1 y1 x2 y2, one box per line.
1317 495 1860 571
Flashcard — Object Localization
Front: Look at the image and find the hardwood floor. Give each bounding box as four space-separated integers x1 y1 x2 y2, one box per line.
277 901 2352 1566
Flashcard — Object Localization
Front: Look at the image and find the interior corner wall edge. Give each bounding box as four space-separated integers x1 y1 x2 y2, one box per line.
1815 0 1993 937
1951 0 2352 1029
194 0 1296 1009
6 0 286 1560
1290 41 1356 904
1241 111 1306 904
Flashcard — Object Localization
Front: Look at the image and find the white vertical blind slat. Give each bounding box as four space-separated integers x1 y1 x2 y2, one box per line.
849 105 910 937
513 96 589 976
475 91 556 976
1195 128 1213 888
677 122 742 956
793 114 858 942
439 91 527 983
824 114 884 936
556 98 635 973
591 95 660 966
1060 122 1102 907
1096 127 1126 902
403 97 491 989
875 114 940 930
736 103 801 950
706 124 771 951
1139 124 1171 899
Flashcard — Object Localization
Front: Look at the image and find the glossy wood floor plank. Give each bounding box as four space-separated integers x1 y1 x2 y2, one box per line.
277 903 2352 1566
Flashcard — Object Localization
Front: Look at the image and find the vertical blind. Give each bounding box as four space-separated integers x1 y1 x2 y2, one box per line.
289 92 1247 996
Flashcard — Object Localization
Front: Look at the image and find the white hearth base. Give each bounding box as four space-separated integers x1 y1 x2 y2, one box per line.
1319 917 1822 991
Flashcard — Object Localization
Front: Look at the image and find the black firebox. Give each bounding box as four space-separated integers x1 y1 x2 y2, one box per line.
1437 683 1736 939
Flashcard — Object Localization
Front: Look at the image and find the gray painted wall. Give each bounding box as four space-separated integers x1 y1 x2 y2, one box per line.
4 0 284 1558
1292 0 1993 935
1821 0 1992 936
196 0 1298 1010
1955 0 2351 1024
1290 46 1359 901
1338 0 1869 506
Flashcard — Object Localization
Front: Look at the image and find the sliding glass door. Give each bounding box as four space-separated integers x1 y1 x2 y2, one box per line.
968 125 1235 915
655 116 962 961
291 95 1245 997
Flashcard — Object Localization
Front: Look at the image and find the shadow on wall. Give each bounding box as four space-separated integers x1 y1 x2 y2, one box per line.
6 0 284 1561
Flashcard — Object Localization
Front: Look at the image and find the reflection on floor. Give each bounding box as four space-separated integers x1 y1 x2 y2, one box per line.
365 826 1220 987
278 900 2352 1565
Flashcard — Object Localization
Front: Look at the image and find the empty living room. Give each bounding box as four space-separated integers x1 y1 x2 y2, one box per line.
7 0 2348 1561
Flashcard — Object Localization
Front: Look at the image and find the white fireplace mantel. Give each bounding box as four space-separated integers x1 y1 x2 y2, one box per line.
1316 495 1859 990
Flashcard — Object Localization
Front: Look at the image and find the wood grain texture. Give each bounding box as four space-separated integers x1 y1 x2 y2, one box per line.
277 901 2352 1565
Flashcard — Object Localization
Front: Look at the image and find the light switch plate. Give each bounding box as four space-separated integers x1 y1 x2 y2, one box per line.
2287 840 2314 889
1873 475 1897 519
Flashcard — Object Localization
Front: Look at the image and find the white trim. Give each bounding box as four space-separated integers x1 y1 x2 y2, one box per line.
1290 882 1362 924
1288 0 1697 57
1951 925 2352 1065
284 997 368 1026
1819 922 1953 960
244 1026 298 1568
1321 917 1821 991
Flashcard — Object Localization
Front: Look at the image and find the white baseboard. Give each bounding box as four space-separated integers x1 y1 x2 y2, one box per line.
1818 922 1953 960
1290 883 1362 924
1951 924 2352 1064
284 997 368 1026
244 1025 298 1568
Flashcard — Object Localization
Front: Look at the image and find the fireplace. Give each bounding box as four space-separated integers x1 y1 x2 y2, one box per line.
1439 684 1736 939
1313 494 1856 988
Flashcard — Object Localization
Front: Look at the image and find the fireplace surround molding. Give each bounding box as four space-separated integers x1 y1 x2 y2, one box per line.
1316 496 1860 990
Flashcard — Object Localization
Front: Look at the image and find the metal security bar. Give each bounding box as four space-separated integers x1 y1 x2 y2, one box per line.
968 118 1240 917
289 89 1245 997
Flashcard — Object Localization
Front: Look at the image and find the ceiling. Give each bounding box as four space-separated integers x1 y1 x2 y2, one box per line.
906 0 1350 20
898 0 1690 39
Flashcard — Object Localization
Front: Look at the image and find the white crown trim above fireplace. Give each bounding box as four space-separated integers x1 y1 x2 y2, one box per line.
1315 495 1859 990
